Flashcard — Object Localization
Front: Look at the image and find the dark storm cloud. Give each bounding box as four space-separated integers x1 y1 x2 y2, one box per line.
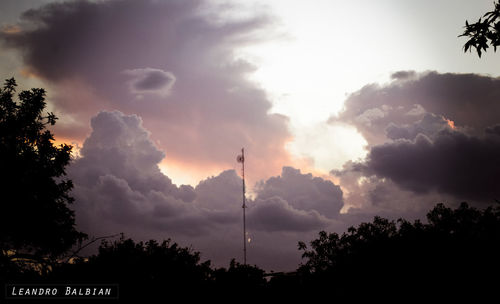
1 0 200 82
1 0 291 179
358 129 500 201
328 71 500 206
330 71 500 146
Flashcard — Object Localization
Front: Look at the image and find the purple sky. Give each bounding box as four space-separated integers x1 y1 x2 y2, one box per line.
1 0 500 271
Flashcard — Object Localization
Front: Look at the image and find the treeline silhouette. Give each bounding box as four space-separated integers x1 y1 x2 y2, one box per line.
293 202 500 300
3 202 500 300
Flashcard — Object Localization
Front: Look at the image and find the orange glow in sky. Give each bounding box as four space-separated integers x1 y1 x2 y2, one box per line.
445 118 456 129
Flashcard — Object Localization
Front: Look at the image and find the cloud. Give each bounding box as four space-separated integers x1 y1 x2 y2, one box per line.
248 197 329 232
485 124 500 136
1 0 291 182
390 70 417 80
69 110 346 270
405 104 426 116
359 129 500 201
123 68 176 98
194 170 242 212
355 107 387 127
330 71 500 146
71 110 194 199
255 167 343 218
327 71 500 209
69 111 206 235
385 113 453 141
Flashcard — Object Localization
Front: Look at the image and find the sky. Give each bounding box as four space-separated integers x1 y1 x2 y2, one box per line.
1 0 500 271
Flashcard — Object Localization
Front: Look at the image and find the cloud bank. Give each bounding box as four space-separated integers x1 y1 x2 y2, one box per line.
330 71 500 146
69 110 343 270
332 71 500 211
1 0 291 181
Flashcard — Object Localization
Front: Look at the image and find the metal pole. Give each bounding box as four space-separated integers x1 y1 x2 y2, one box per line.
241 148 247 265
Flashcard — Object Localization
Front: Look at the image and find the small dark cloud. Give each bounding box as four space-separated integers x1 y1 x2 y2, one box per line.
123 68 176 97
391 70 417 80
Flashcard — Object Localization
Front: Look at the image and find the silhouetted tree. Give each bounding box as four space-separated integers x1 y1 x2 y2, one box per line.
50 237 212 300
213 259 266 290
297 203 500 299
0 78 86 273
460 1 500 57
210 259 269 300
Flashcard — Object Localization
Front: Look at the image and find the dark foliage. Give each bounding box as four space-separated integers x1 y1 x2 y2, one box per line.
49 237 213 301
460 1 500 57
295 202 500 299
3 202 500 301
212 258 267 298
49 237 270 301
0 78 86 275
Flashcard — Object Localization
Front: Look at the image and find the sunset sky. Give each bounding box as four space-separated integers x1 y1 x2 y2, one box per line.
1 0 500 271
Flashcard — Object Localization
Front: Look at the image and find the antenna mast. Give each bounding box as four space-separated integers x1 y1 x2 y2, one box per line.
237 148 247 265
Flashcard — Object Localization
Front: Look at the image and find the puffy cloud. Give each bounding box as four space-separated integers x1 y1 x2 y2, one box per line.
69 111 206 236
329 71 500 209
1 0 291 182
255 167 344 218
247 166 343 234
248 197 328 232
71 111 192 200
73 174 207 236
405 104 426 117
355 107 387 127
330 71 500 146
385 113 453 141
70 111 252 236
69 110 346 270
194 169 242 212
